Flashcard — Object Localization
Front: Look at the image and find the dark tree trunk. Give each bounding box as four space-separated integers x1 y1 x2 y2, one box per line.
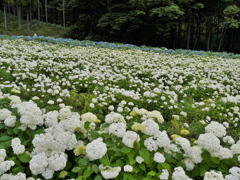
17 5 21 30
3 3 7 30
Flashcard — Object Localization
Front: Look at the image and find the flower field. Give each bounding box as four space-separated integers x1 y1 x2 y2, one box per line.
0 36 240 180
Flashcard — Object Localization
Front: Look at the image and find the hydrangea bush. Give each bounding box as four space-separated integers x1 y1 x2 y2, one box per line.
0 37 239 179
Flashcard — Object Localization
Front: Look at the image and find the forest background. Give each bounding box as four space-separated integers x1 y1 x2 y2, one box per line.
1 0 240 53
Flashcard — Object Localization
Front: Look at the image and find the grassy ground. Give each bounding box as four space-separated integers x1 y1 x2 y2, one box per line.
0 10 67 37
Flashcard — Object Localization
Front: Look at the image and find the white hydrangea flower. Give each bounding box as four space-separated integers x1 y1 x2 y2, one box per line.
9 95 22 105
175 137 191 152
216 147 233 160
227 167 240 179
0 149 7 163
223 136 235 145
14 101 43 131
32 126 78 154
203 170 224 180
205 121 226 138
124 165 133 172
109 122 126 138
136 156 144 164
44 110 59 127
144 137 158 152
41 168 54 179
99 164 121 179
58 116 82 133
185 146 203 164
182 158 195 171
153 130 171 152
105 112 126 124
172 166 192 180
198 133 221 152
122 131 140 148
29 152 48 175
48 151 67 171
141 119 159 136
59 107 72 120
81 112 97 122
147 110 164 123
0 172 27 180
153 152 165 163
4 115 16 127
230 140 240 154
86 138 107 161
0 108 11 121
11 138 25 155
0 160 15 176
159 169 169 180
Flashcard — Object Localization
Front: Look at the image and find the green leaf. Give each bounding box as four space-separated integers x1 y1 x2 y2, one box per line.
72 167 82 173
114 159 124 167
89 130 100 138
17 153 31 163
12 167 25 174
148 171 156 176
139 148 150 162
101 123 110 128
100 155 109 165
92 164 99 173
76 176 83 180
128 150 136 165
200 163 209 172
139 163 146 171
0 123 5 129
211 157 220 164
161 163 171 171
84 121 91 130
94 175 103 180
133 141 140 150
191 167 200 178
78 157 89 167
121 146 132 153
176 152 183 161
65 161 73 170
0 136 11 142
83 168 93 178
123 173 129 180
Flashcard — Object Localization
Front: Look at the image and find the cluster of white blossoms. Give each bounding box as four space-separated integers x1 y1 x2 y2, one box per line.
172 166 192 180
11 138 25 155
0 108 11 121
81 112 97 122
99 164 121 179
205 121 226 138
159 169 169 180
108 122 127 137
29 151 67 179
146 110 164 123
122 131 140 148
13 101 43 131
153 152 165 163
0 172 36 180
141 119 159 136
203 170 224 180
43 110 59 127
0 149 15 176
225 167 240 180
105 112 126 124
85 138 107 161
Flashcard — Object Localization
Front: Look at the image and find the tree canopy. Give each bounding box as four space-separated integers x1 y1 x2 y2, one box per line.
1 0 240 53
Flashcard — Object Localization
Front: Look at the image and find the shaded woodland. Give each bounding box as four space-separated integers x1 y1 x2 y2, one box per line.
1 0 240 53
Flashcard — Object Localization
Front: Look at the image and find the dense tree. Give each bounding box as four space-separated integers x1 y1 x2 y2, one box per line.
1 0 240 53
